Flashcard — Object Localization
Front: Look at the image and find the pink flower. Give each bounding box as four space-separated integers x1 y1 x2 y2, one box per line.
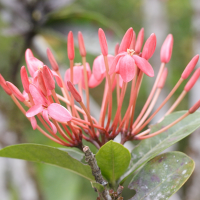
26 84 72 133
109 49 154 82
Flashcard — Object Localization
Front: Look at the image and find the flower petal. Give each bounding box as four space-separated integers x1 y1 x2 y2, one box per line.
26 57 43 77
51 70 63 87
26 104 44 117
29 84 48 105
132 55 154 77
119 55 136 82
64 67 82 85
88 74 103 88
30 117 37 130
48 103 72 122
42 109 57 134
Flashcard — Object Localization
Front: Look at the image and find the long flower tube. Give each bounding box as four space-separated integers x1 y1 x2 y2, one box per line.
1 27 200 149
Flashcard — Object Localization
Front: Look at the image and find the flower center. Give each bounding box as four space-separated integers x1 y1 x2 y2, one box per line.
127 49 135 56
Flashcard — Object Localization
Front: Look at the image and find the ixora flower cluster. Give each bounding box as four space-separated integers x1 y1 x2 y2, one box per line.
1 27 200 149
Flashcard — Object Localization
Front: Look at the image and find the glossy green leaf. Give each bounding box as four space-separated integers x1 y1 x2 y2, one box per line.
95 141 131 186
0 144 94 181
119 111 200 183
128 151 194 200
91 181 104 193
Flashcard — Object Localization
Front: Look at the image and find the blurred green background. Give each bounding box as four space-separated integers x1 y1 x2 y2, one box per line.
0 0 199 199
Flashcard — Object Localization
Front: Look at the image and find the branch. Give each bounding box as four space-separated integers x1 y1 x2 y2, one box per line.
83 146 112 200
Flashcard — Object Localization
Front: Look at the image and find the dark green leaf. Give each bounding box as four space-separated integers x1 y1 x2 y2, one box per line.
128 151 194 200
96 141 131 186
119 111 200 183
0 144 94 181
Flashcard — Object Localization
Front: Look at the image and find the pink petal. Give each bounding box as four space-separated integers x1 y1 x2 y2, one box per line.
43 65 55 90
29 84 48 105
26 104 44 117
20 66 30 93
51 70 63 87
30 117 37 130
119 55 136 82
26 57 43 77
48 103 72 122
109 52 127 75
93 55 106 81
132 55 154 77
135 28 144 54
0 74 12 95
64 67 82 86
88 74 103 88
119 75 123 88
42 109 57 134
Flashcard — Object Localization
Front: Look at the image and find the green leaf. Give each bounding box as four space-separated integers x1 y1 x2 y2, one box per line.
119 111 200 183
91 181 104 193
128 151 194 200
0 144 94 181
95 140 131 186
59 147 84 162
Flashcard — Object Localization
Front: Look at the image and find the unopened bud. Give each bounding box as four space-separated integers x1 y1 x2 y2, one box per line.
6 81 25 102
160 34 173 63
157 68 168 89
135 28 144 54
129 31 136 50
78 31 86 57
189 100 200 113
37 70 48 96
98 28 108 56
43 65 55 90
184 68 200 92
0 74 12 95
47 48 59 71
118 27 133 53
181 55 199 79
20 66 30 93
67 31 75 60
67 81 82 102
142 33 156 60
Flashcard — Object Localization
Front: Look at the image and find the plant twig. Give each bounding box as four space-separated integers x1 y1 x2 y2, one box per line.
83 146 112 200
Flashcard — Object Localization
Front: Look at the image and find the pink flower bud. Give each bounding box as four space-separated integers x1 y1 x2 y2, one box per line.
98 28 108 56
118 27 133 53
129 31 136 49
37 70 48 96
160 34 173 63
43 65 55 90
0 74 12 95
67 81 82 102
184 68 200 92
142 33 156 60
21 66 30 93
6 81 25 102
189 100 200 113
78 31 86 57
115 43 119 56
181 55 199 79
67 31 75 60
135 28 144 54
157 68 168 89
47 48 59 71
25 48 34 59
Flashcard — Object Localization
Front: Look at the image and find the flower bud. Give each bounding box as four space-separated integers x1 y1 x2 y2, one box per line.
43 65 55 90
21 66 30 93
129 31 136 50
157 68 168 89
98 28 108 56
118 27 133 53
0 74 12 95
184 68 200 92
189 100 200 113
67 31 75 60
67 81 82 102
160 34 173 63
181 55 199 79
135 28 144 54
142 33 156 60
37 70 48 96
6 81 25 102
78 31 87 57
47 48 59 71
